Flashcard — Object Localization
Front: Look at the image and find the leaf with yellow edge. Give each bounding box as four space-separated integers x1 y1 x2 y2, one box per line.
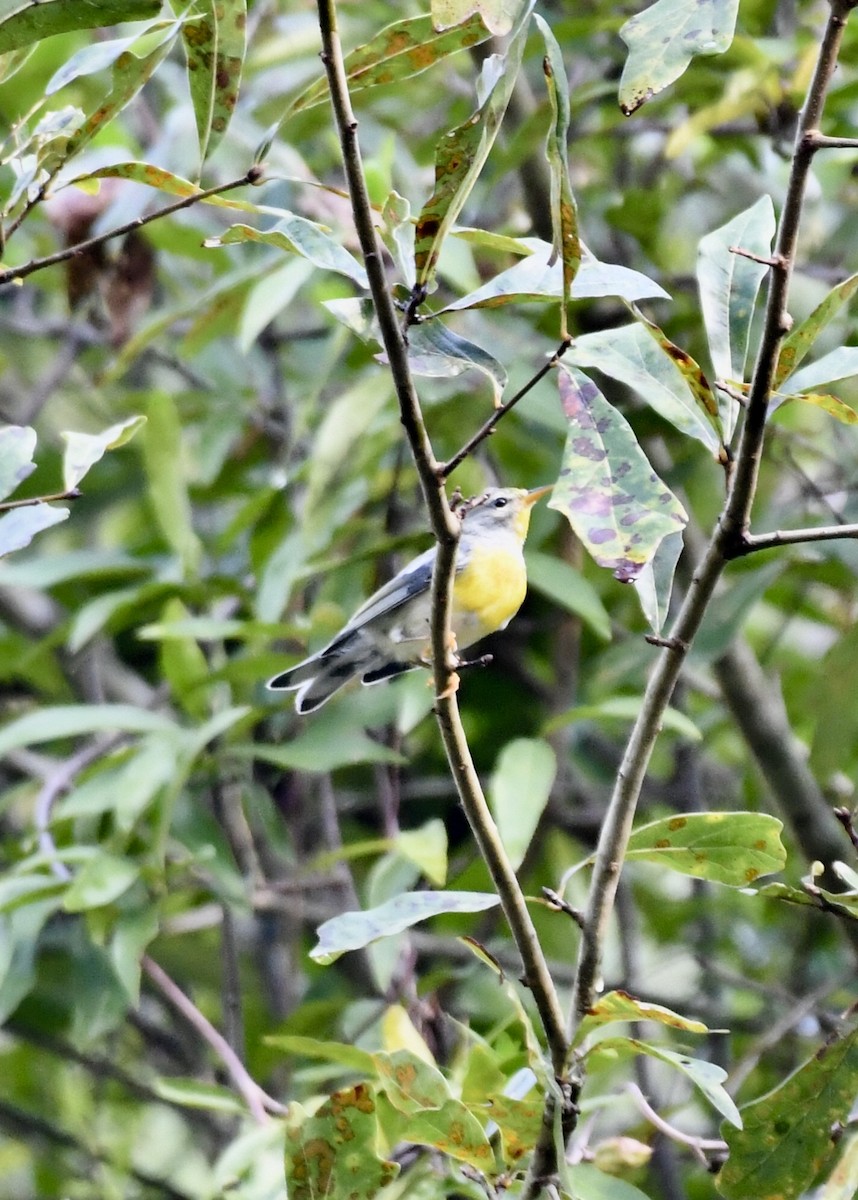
574 989 708 1047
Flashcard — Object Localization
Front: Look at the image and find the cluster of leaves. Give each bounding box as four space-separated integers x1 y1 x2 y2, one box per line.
1 1 858 1198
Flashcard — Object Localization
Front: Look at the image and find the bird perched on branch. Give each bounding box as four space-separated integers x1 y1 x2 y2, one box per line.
268 485 552 713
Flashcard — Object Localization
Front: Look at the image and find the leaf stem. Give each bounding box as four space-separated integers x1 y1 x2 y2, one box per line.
0 488 80 513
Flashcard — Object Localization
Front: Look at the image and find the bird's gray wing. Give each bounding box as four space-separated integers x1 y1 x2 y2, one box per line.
337 546 436 637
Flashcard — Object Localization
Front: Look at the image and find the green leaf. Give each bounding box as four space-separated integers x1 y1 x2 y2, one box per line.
718 1026 858 1200
0 424 36 501
809 623 858 780
239 257 314 353
183 0 246 167
403 320 508 404
568 1163 654 1200
54 738 176 831
574 989 708 1046
618 0 740 115
486 1093 544 1169
535 14 581 335
625 811 786 886
818 1131 858 1200
440 239 670 312
396 820 448 887
286 13 494 118
432 0 525 37
697 196 776 439
0 0 161 54
778 345 858 395
776 390 858 425
310 891 499 964
374 1048 450 1113
153 1078 244 1114
567 323 722 453
633 308 724 447
204 217 369 289
0 898 61 1024
285 1086 399 1198
525 549 612 641
265 1035 376 1075
773 272 858 392
0 704 175 758
546 697 701 742
549 369 688 583
0 503 69 557
141 392 201 577
414 3 533 288
632 529 684 634
63 161 265 213
234 727 406 774
489 738 556 870
63 853 140 912
594 1037 741 1128
61 416 146 491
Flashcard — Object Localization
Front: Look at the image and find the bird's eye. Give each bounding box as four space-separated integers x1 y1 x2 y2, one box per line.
493 497 508 509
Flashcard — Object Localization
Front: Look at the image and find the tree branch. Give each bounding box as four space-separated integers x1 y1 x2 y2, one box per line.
727 522 858 555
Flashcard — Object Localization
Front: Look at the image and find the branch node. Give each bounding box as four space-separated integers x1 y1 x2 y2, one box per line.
644 634 689 652
542 887 585 929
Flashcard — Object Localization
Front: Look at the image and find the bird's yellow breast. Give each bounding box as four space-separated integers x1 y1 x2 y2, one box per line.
452 543 527 643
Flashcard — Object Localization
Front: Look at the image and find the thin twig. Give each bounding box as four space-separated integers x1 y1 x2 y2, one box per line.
0 168 262 289
727 522 858 555
625 1083 727 1164
141 956 285 1122
0 487 80 513
35 733 121 881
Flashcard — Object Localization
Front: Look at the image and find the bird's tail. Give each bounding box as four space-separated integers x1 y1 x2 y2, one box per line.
268 634 383 713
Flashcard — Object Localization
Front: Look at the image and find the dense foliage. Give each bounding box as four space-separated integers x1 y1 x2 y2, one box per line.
1 1 857 1198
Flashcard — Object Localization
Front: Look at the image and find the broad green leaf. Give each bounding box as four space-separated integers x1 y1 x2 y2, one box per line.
818 1131 858 1200
525 549 612 641
62 416 146 491
285 1086 399 1198
109 903 158 1002
777 390 858 425
489 738 556 869
535 14 581 336
0 898 60 1024
54 738 176 831
568 1163 654 1200
594 1037 741 1127
234 727 405 774
0 424 36 500
779 345 858 395
440 239 670 313
618 0 740 115
549 369 688 583
310 891 499 963
374 1048 451 1113
239 257 314 353
0 0 160 54
46 26 161 94
204 218 369 289
153 1079 244 1114
380 1004 435 1063
63 853 140 912
625 811 786 885
183 0 246 167
286 13 494 118
633 308 723 447
773 272 858 391
265 1035 376 1075
574 989 708 1046
718 1026 858 1199
403 320 507 403
697 196 776 439
414 3 533 288
141 393 201 577
397 820 448 887
546 697 700 742
486 1094 543 1169
432 0 525 36
395 1099 494 1169
0 704 175 758
567 323 722 452
0 503 68 557
305 375 393 514
632 528 684 634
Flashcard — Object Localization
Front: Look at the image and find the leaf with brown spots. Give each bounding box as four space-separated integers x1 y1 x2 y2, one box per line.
773 272 858 392
719 1025 858 1200
631 305 723 445
574 990 708 1047
285 1084 398 1200
626 811 786 885
182 0 245 170
772 389 858 426
484 1094 543 1168
432 0 526 37
549 368 688 583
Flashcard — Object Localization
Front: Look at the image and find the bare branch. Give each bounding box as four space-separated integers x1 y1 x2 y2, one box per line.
727 522 858 555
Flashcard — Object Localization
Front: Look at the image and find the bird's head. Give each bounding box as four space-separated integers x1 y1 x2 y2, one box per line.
459 485 552 542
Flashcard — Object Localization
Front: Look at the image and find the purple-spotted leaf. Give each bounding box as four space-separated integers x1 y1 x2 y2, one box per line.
440 238 669 313
567 322 722 453
286 13 494 118
550 368 687 583
593 1037 742 1128
773 272 858 391
0 425 36 501
0 0 160 55
626 811 786 885
619 0 739 115
414 3 533 288
718 1026 858 1200
311 891 499 964
397 320 507 403
535 15 580 336
285 1085 399 1198
574 990 708 1047
182 0 245 167
204 218 369 288
62 416 146 491
432 0 526 37
778 345 858 396
772 390 858 426
697 196 775 440
0 504 69 557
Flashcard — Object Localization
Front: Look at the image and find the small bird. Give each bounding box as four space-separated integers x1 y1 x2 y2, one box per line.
268 485 552 713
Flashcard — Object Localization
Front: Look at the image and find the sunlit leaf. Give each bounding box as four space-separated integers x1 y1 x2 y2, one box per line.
773 272 858 391
432 0 526 37
397 820 448 887
618 0 740 115
141 393 201 577
0 0 160 54
489 738 556 869
62 415 146 491
487 1094 543 1169
626 811 786 885
265 1034 376 1074
310 891 499 963
773 390 858 425
63 161 265 213
153 1079 245 1114
183 0 246 167
633 307 724 446
0 424 36 501
549 368 688 583
568 1163 654 1200
575 990 708 1046
204 218 369 288
778 345 858 395
719 1026 858 1199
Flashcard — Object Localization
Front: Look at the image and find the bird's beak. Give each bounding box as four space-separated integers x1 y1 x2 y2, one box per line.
525 484 553 507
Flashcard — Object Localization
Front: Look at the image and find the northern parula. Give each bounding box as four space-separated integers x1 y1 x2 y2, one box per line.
268 485 551 713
